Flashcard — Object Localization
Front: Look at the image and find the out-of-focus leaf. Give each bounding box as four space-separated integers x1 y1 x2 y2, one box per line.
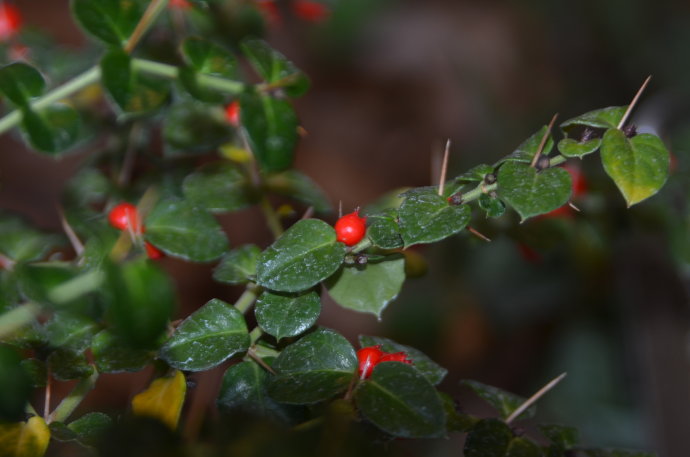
131 370 186 430
213 245 260 285
0 62 45 106
21 104 81 155
0 345 32 421
464 418 514 457
72 0 145 48
0 416 50 457
264 170 332 213
47 349 93 381
67 412 112 447
179 37 239 103
162 101 233 156
91 330 153 373
462 380 535 421
240 38 309 97
182 162 255 212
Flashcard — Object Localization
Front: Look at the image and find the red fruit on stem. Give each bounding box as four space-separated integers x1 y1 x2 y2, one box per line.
145 242 165 260
225 101 240 127
293 0 330 23
108 203 141 232
0 3 21 41
357 345 383 379
335 211 367 246
379 352 413 365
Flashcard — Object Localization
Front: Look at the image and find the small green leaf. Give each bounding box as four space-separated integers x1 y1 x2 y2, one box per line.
0 212 62 263
0 62 45 106
358 335 447 385
47 349 93 381
365 209 403 249
145 198 229 262
264 170 332 213
182 162 255 213
557 137 602 158
479 193 506 218
67 412 112 447
439 392 478 432
506 437 543 457
91 330 153 373
44 312 98 352
464 418 514 457
398 188 471 247
454 164 496 183
179 37 239 103
355 362 446 438
240 38 309 97
462 380 535 420
600 129 669 207
256 219 346 293
213 245 261 285
72 0 145 47
100 50 169 116
561 106 627 131
539 424 578 450
501 126 555 164
21 104 81 154
240 92 298 173
325 255 405 318
162 101 233 155
497 161 571 221
160 298 249 371
255 290 320 340
0 345 32 421
267 328 357 404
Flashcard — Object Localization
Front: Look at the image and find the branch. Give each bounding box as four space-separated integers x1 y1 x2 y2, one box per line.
506 372 566 424
617 75 652 130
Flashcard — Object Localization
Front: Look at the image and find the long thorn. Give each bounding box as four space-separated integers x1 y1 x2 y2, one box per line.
467 226 491 242
58 207 84 257
617 75 652 130
301 206 314 220
530 113 559 168
506 372 567 424
568 201 581 212
438 139 451 196
248 348 276 375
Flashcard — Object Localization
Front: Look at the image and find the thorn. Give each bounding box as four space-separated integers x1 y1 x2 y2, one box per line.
300 206 314 220
58 207 84 256
297 125 308 137
506 372 567 424
530 113 559 169
568 201 581 212
467 226 491 242
617 75 652 130
248 348 276 375
338 200 343 218
438 139 451 196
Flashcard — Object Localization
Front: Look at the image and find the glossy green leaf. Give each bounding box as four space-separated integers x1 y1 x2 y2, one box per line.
213 245 261 285
218 360 301 423
497 161 571 221
539 424 578 450
462 379 535 420
47 349 93 381
264 170 332 213
557 137 602 158
72 0 145 47
0 416 50 457
501 126 555 164
600 129 669 207
325 255 405 318
68 412 112 447
44 312 98 352
561 106 626 131
182 162 255 213
0 62 45 106
479 193 506 218
91 330 153 373
439 392 478 432
365 209 403 249
255 290 320 340
163 101 233 155
240 92 298 173
398 188 471 247
0 212 62 263
100 50 169 116
240 38 309 97
358 335 447 385
145 198 229 262
160 298 249 371
464 418 514 457
506 437 543 457
256 219 346 293
21 104 81 154
0 345 32 421
105 259 176 349
355 362 445 439
267 328 357 404
454 163 495 184
179 37 239 103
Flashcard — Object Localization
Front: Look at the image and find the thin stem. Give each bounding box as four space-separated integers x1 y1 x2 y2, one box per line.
48 371 98 424
233 284 260 314
617 75 652 130
249 327 264 345
530 113 559 168
0 302 41 338
59 207 84 257
260 198 284 239
124 0 170 54
437 139 451 196
247 348 275 374
351 238 372 254
43 368 51 419
461 182 497 204
549 155 567 167
505 372 566 424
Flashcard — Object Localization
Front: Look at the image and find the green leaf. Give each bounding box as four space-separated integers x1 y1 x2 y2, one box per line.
561 106 626 131
218 360 301 423
264 170 332 213
44 312 98 352
325 255 405 318
67 412 112 447
464 418 514 457
439 392 478 432
0 416 50 457
0 62 45 106
0 345 32 421
255 290 320 340
256 219 346 293
557 137 602 158
47 349 93 381
501 126 555 164
160 298 249 371
365 209 403 249
19 359 46 388
539 424 578 450
497 161 571 221
355 362 445 439
462 380 535 420
479 193 506 218
21 104 81 154
240 38 309 97
145 198 229 262
100 50 169 116
16 263 89 310
398 188 471 247
600 129 669 207
48 422 77 443
182 162 255 213
91 330 153 373
213 245 261 285
358 335 447 385
72 0 145 48
506 437 543 457
240 92 299 173
179 37 239 103
454 164 495 183
584 450 655 457
0 212 62 263
267 328 357 404
162 101 233 155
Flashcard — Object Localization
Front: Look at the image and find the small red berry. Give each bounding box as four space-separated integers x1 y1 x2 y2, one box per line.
293 0 330 23
379 352 413 365
108 203 142 232
145 242 165 260
225 101 240 127
0 3 21 41
169 0 191 9
357 345 383 379
335 211 367 246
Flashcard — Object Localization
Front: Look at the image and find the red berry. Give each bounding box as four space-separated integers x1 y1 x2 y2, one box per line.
108 203 142 232
335 211 367 246
293 0 330 23
379 352 413 365
0 3 21 41
256 0 281 25
145 242 165 259
169 0 191 9
357 345 383 379
225 101 240 127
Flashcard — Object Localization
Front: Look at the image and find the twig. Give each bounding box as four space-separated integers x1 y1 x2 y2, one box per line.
506 372 567 424
438 139 451 196
617 75 652 130
124 0 169 54
58 207 84 257
48 371 99 423
467 226 491 242
530 113 559 168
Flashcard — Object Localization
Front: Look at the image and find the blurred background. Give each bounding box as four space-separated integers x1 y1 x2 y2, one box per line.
2 0 690 455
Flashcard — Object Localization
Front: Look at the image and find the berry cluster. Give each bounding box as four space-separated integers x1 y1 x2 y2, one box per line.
356 345 413 379
108 203 164 259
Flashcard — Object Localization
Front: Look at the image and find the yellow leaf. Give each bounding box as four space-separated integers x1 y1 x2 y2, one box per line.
131 370 186 430
219 144 252 163
0 416 51 457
